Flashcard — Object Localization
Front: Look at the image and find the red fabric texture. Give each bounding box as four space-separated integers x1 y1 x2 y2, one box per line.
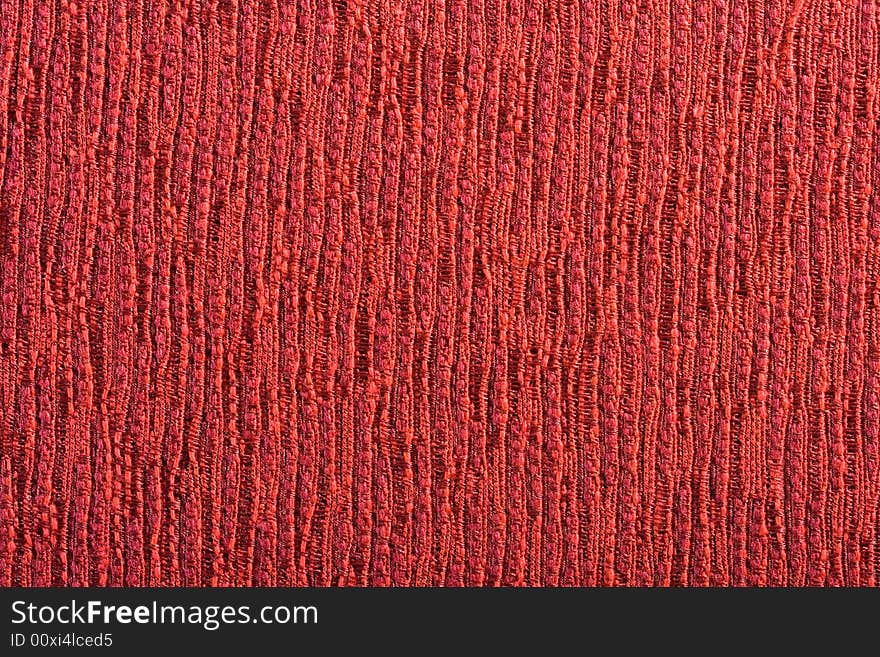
1 0 879 587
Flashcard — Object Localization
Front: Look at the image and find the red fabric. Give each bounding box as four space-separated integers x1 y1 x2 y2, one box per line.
1 0 879 587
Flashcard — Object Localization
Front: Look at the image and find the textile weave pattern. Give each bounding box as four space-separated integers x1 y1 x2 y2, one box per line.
1 0 880 586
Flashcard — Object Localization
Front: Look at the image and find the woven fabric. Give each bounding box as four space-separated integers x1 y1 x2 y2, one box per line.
1 0 879 586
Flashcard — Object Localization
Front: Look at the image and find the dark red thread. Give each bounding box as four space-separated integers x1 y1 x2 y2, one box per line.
1 0 879 586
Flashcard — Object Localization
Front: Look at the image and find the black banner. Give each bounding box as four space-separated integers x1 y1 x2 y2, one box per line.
0 587 869 652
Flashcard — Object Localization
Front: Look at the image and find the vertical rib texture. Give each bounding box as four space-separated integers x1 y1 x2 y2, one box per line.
1 0 879 587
